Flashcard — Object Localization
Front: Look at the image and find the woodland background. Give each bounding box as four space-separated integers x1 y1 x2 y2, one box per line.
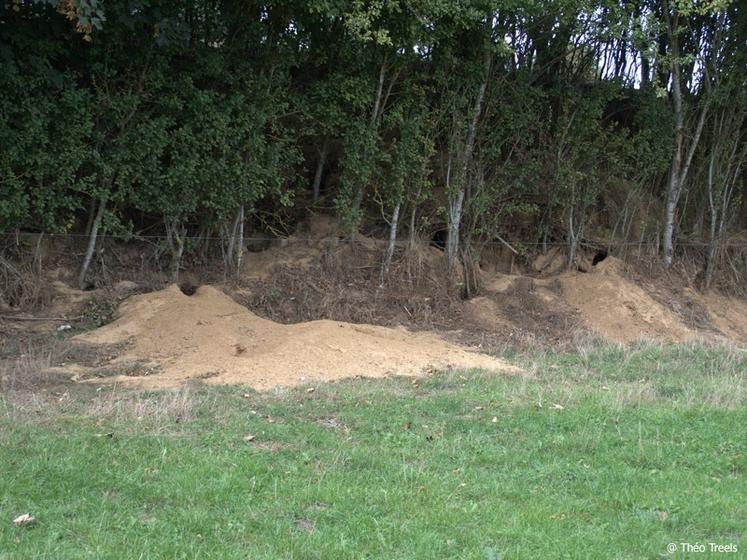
1 0 746 293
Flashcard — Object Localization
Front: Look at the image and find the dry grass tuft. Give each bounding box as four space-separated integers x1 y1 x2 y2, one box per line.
0 339 60 391
0 257 55 311
86 385 201 426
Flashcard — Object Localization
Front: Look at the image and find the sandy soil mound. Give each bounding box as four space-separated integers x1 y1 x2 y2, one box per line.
558 257 693 343
75 285 514 389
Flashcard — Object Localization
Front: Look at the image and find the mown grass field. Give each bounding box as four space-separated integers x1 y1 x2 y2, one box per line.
0 342 745 559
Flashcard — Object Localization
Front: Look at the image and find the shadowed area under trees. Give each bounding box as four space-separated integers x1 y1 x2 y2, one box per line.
1 0 746 291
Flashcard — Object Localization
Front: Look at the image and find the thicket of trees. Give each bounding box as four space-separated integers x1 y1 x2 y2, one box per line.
1 0 745 289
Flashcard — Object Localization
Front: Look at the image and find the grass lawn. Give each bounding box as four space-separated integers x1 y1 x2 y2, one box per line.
0 342 745 559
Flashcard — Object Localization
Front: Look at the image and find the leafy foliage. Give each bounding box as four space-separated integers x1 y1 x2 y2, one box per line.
1 0 744 278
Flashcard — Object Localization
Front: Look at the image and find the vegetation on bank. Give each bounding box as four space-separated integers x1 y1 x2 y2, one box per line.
1 342 745 559
2 1 746 290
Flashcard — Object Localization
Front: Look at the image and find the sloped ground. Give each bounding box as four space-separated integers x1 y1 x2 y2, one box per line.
466 256 746 346
555 257 693 343
54 252 745 390
4 228 746 392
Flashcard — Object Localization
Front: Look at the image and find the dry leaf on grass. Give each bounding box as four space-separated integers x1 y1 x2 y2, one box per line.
13 514 35 527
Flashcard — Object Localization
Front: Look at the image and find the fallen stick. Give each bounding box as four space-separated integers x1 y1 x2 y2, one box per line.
495 234 519 255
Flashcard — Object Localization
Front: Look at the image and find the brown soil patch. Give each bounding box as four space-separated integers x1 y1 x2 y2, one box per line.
73 285 514 390
557 257 693 343
491 276 581 343
461 273 582 347
463 296 511 331
243 241 323 281
241 241 461 330
531 247 566 275
694 290 747 343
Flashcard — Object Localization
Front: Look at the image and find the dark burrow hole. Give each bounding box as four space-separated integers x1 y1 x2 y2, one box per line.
179 284 197 296
431 229 447 250
592 250 608 266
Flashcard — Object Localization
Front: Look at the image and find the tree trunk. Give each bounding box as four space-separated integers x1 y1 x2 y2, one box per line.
704 115 746 289
226 206 242 270
568 209 578 270
235 205 245 274
84 197 96 237
662 88 710 266
78 193 108 289
446 47 491 272
662 175 680 267
352 60 388 222
370 60 387 127
662 5 715 267
640 55 650 88
312 139 329 204
166 221 186 283
380 199 401 286
408 185 421 250
446 187 465 271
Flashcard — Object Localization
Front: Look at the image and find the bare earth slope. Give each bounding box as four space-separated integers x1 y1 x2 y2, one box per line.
467 256 747 346
76 285 514 389
557 257 693 343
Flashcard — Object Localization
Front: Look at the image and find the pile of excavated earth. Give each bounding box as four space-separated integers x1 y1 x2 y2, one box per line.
34 222 746 390
73 285 515 389
467 255 747 345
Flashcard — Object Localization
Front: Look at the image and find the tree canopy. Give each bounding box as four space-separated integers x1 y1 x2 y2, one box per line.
1 0 745 286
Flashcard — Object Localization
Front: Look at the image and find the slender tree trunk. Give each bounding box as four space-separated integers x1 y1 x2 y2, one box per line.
663 84 710 266
78 193 108 289
370 60 387 128
84 197 96 237
166 221 186 283
568 209 578 270
704 226 718 290
567 203 588 270
640 56 650 88
226 206 242 269
380 199 401 286
446 47 491 272
33 232 43 275
704 118 746 289
312 139 329 204
408 185 421 250
235 205 244 274
704 133 719 289
662 179 680 267
662 5 716 267
352 60 388 222
446 187 465 271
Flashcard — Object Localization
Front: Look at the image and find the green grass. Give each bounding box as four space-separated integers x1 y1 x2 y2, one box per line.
0 342 745 559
